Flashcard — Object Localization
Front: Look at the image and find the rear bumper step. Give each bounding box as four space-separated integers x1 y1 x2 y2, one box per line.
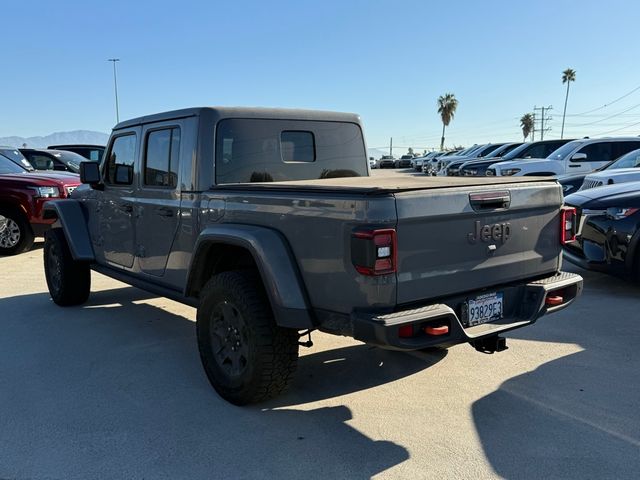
351 271 583 351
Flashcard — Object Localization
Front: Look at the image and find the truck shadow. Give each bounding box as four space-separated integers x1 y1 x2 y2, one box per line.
472 265 640 479
0 287 444 478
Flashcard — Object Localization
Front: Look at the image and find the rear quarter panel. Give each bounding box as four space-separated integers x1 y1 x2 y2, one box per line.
205 190 398 314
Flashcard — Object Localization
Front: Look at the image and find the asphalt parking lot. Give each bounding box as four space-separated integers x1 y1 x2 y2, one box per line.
1 170 639 479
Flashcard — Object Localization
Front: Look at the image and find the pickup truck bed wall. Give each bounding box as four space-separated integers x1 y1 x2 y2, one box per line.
204 178 562 315
214 175 553 194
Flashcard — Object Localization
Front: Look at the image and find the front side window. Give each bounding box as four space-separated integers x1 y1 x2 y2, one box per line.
144 128 180 188
578 142 614 163
106 134 137 185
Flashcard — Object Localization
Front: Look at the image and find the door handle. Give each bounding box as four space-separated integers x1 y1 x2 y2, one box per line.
569 164 581 168
156 207 174 217
119 203 133 213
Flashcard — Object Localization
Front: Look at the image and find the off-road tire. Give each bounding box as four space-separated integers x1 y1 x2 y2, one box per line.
0 208 34 256
44 228 91 306
196 270 299 405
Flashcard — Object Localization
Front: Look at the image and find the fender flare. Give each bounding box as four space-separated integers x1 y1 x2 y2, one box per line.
43 200 95 261
187 224 313 329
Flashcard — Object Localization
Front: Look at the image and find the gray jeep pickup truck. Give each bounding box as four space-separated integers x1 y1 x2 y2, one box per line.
43 107 583 405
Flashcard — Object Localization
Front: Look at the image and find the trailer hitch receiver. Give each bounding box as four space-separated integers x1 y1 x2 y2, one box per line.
471 335 508 354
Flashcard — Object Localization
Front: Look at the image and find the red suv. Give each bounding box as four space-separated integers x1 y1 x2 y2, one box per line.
0 150 81 255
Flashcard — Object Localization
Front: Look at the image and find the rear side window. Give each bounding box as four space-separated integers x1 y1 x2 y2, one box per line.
105 134 137 185
215 119 367 183
144 127 181 188
613 141 640 159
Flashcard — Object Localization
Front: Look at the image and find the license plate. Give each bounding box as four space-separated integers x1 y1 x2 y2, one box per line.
467 292 503 326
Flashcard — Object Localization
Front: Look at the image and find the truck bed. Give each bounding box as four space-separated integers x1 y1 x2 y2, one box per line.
212 175 557 195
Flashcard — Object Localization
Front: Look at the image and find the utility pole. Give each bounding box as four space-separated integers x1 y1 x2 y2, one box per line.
531 110 536 141
533 105 553 140
108 58 120 123
389 137 393 156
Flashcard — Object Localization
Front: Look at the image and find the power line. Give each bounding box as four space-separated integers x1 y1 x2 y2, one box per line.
564 102 640 127
567 84 640 116
592 119 640 136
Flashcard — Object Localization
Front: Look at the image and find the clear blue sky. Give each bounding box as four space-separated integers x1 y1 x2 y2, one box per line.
3 0 640 152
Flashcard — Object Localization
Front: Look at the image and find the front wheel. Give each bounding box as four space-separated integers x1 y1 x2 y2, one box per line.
44 228 91 306
196 270 299 405
0 209 34 256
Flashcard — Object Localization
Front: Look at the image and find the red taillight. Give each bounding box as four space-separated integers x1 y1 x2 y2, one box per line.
398 325 413 337
560 206 576 245
352 228 397 276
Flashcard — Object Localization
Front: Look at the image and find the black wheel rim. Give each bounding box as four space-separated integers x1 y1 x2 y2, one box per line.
47 242 62 292
209 301 250 377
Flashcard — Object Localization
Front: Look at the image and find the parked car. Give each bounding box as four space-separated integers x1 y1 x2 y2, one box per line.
378 155 396 168
489 137 640 177
20 149 87 173
564 181 640 280
431 144 481 174
442 143 507 176
48 144 105 162
578 148 640 190
0 154 80 255
369 157 377 169
464 139 573 177
0 146 35 171
422 150 463 175
42 106 581 405
395 154 414 168
413 151 440 171
558 149 640 195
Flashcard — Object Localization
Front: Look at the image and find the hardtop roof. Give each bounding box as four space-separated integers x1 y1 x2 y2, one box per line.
114 107 361 130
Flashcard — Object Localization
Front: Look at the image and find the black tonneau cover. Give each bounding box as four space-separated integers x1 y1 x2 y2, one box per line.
213 175 557 195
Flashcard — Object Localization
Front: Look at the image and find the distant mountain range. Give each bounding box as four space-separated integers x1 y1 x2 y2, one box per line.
1 132 397 160
0 130 109 148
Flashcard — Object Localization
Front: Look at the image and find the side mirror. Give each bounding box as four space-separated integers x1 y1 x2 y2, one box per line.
114 164 133 184
80 161 101 185
571 153 587 162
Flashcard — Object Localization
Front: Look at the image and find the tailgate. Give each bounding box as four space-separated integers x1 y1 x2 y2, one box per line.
395 182 563 304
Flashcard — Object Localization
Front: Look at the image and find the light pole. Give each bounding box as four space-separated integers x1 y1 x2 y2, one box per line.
107 58 120 123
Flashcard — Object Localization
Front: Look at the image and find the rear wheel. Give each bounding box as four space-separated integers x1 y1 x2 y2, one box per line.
44 228 91 306
0 208 34 256
196 270 299 405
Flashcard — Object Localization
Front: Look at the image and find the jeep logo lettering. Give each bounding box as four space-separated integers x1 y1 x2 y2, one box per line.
467 221 511 244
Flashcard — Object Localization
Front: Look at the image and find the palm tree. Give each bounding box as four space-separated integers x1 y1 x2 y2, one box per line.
520 113 534 141
561 68 576 139
437 93 458 150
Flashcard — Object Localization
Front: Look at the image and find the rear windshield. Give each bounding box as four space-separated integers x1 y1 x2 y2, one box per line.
215 119 367 184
